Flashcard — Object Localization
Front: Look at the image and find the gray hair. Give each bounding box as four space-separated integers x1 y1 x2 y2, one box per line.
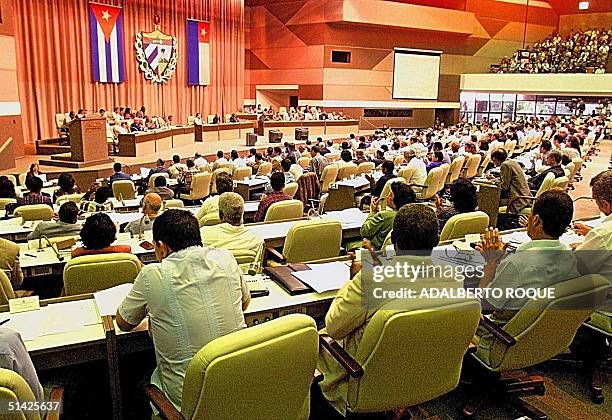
218 192 244 226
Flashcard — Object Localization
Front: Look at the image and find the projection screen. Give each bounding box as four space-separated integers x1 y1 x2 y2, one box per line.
392 48 442 100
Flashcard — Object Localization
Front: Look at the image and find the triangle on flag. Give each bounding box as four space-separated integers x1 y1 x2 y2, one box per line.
90 2 121 42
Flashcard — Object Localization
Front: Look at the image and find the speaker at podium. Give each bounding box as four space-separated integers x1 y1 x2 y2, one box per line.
295 127 308 141
269 130 283 143
246 133 257 147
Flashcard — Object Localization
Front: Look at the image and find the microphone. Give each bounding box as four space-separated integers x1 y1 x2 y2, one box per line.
40 235 64 261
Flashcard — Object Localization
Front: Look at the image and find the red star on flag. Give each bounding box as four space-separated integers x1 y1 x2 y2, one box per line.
198 21 210 43
90 3 121 42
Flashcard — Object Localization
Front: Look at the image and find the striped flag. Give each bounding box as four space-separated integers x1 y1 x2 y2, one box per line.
89 2 125 83
187 19 211 86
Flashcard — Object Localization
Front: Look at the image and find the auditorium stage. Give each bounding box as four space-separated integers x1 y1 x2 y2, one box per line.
2 132 374 189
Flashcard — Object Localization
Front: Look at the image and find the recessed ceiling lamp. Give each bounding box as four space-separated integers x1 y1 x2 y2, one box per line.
578 1 590 10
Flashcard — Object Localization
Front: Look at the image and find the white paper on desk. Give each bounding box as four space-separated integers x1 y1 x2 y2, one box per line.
502 231 530 244
48 300 100 326
291 262 349 293
585 216 605 229
94 283 133 316
1 311 43 341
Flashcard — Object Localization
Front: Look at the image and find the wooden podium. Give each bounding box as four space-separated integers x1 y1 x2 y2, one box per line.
40 117 112 168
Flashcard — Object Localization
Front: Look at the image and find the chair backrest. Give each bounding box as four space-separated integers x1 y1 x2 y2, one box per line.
112 180 136 200
3 174 17 187
295 172 320 207
436 163 451 193
535 172 556 197
187 172 213 200
187 115 195 125
348 298 481 413
149 172 169 189
230 249 259 274
63 253 142 295
0 368 40 420
264 199 303 223
446 155 465 186
357 162 375 175
180 314 318 420
289 165 303 182
256 162 273 176
397 166 415 183
393 155 405 166
418 168 443 200
336 163 358 181
233 166 251 181
462 154 482 179
320 164 339 193
210 168 229 194
284 182 299 198
18 173 27 186
199 212 222 227
283 219 342 263
162 199 184 209
55 193 83 205
297 156 311 169
14 204 54 222
0 198 16 210
0 270 15 306
476 154 491 177
480 274 609 372
551 176 569 191
378 177 406 211
55 113 66 129
439 211 490 241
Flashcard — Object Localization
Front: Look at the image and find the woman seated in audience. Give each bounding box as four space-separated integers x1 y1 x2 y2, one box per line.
72 212 131 257
80 185 114 212
53 173 81 203
0 176 16 199
435 178 478 232
25 163 42 184
562 136 582 160
17 176 52 207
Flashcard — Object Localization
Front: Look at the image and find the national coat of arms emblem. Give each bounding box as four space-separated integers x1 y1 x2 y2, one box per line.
134 15 178 83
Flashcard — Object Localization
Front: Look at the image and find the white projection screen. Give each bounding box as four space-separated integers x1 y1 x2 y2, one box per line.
392 48 442 100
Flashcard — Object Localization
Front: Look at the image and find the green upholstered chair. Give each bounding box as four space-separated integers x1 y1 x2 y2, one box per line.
0 198 17 210
416 168 443 201
551 175 569 191
0 368 63 420
476 154 491 177
63 253 141 295
267 219 342 265
0 270 15 306
232 166 252 181
111 180 136 200
55 193 83 206
284 182 299 199
463 274 609 419
263 199 303 223
498 172 554 215
198 213 221 227
378 177 406 211
3 174 17 187
149 173 169 189
436 163 451 194
14 205 54 222
179 172 212 202
256 162 272 176
210 168 230 194
318 297 481 416
445 155 465 187
439 211 490 242
357 162 375 176
320 164 339 194
145 314 318 420
462 154 482 179
162 200 184 210
336 163 358 181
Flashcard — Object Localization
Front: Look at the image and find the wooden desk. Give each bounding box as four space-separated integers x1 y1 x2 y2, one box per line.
261 120 359 139
325 177 370 211
234 177 269 201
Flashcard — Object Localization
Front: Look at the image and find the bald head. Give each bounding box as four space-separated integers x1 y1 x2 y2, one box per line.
143 193 162 216
218 192 244 226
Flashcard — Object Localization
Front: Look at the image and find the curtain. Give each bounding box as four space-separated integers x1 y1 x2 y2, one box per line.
15 0 244 143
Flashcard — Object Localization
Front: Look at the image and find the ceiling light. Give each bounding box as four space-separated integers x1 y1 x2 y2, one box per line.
578 1 589 10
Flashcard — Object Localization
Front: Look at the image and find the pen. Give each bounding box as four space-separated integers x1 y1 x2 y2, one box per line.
24 253 37 258
0 319 10 326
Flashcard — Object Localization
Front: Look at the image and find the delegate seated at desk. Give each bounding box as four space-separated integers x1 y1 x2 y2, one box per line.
116 210 250 412
124 193 161 237
148 176 174 201
80 186 114 213
196 173 233 221
489 149 531 214
253 172 292 222
528 150 565 191
72 213 131 258
27 201 81 240
201 192 264 269
476 190 579 322
109 163 131 185
0 237 23 290
317 204 460 415
17 176 52 208
0 328 43 401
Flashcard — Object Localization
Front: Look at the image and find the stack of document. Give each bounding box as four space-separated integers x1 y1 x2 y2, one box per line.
290 262 349 293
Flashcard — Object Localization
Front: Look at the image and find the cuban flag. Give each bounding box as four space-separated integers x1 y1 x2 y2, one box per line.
89 2 125 83
187 19 211 86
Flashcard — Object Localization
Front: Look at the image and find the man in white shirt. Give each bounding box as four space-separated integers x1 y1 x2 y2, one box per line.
168 155 188 179
201 192 265 273
196 173 234 221
193 112 203 125
402 149 427 186
230 149 246 169
117 210 250 411
193 152 208 169
573 170 612 284
212 150 229 171
124 193 162 237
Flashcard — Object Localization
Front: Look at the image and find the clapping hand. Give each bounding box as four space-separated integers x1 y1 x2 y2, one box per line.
475 227 507 264
573 222 592 236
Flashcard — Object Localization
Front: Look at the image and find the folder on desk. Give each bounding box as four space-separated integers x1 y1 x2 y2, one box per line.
264 264 312 295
